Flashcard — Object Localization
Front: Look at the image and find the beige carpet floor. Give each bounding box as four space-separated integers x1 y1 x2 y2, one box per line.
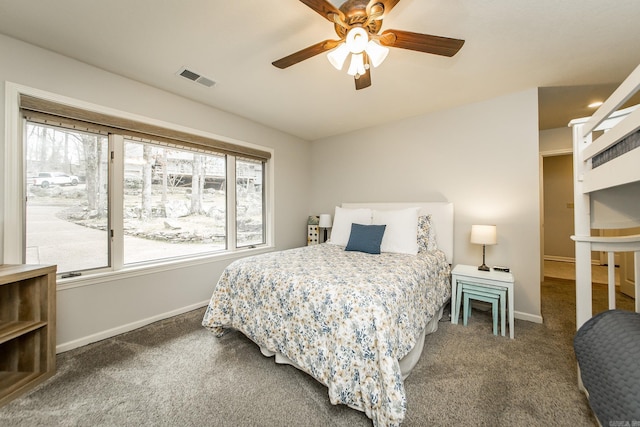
544 259 620 285
1 277 634 426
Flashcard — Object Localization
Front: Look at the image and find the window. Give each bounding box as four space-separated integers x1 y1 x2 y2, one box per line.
121 139 228 264
18 93 271 278
236 158 265 247
25 123 110 273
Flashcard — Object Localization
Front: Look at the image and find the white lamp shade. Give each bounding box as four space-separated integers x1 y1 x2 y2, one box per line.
328 28 387 76
346 27 368 54
470 225 497 245
347 53 366 76
319 214 332 228
365 40 389 68
327 43 350 70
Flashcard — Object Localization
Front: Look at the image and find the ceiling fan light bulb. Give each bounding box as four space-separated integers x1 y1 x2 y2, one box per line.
366 40 389 68
346 27 368 54
327 43 350 70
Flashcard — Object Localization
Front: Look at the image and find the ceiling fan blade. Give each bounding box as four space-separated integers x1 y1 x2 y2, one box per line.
367 0 401 19
299 0 345 22
272 39 342 69
379 29 465 57
355 54 372 90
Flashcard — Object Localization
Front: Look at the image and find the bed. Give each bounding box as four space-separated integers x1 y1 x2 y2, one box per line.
202 202 453 426
569 63 640 329
570 64 640 425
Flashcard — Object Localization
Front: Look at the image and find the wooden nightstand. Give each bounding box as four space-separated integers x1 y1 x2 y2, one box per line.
451 264 515 339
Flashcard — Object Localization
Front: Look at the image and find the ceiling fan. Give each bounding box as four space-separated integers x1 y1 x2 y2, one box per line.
272 0 465 90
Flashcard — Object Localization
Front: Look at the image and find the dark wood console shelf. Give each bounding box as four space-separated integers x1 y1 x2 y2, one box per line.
0 264 56 407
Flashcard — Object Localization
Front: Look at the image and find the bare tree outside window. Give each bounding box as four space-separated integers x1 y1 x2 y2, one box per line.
236 158 264 246
122 140 227 264
24 121 265 275
25 123 109 273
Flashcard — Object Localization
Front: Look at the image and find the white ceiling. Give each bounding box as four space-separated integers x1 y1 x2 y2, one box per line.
1 0 640 140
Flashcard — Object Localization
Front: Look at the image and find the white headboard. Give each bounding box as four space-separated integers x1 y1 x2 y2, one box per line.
341 202 454 264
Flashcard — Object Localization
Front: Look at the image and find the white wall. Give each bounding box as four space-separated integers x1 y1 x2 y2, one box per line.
542 154 575 259
0 34 312 350
0 32 544 350
540 127 572 153
310 89 542 322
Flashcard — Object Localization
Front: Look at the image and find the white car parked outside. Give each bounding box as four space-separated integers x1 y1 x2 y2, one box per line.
31 172 80 188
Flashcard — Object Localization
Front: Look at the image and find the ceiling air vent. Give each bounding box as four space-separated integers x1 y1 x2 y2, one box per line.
177 67 216 88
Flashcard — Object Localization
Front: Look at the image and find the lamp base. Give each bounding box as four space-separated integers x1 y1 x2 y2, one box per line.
478 264 490 272
478 244 490 271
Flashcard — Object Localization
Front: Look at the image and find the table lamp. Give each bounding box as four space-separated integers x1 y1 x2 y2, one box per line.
470 225 497 271
319 214 333 243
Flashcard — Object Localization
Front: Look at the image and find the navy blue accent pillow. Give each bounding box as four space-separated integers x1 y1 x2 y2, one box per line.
345 223 386 254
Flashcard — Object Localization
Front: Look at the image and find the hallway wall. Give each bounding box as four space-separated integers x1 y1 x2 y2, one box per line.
542 154 574 260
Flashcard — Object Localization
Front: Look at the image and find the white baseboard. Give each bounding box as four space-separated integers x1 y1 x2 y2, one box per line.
544 255 574 263
56 300 210 353
57 302 545 352
515 310 543 324
544 255 602 266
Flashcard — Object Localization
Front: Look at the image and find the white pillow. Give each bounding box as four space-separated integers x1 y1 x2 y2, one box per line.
328 206 372 246
372 207 420 255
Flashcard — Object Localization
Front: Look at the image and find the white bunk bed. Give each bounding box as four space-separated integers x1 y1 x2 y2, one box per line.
570 63 640 330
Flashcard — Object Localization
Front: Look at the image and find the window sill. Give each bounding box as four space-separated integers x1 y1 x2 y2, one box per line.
56 245 275 291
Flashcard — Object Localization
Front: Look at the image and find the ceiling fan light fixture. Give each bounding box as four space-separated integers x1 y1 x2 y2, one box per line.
327 42 350 70
347 53 366 77
272 0 465 90
346 27 368 54
365 40 389 68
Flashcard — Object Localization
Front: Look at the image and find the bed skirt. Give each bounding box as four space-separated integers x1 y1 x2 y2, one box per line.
259 305 444 380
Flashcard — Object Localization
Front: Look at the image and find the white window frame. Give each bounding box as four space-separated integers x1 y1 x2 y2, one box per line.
3 82 275 285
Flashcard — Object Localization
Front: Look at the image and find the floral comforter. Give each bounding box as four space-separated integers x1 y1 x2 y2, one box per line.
202 243 451 426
